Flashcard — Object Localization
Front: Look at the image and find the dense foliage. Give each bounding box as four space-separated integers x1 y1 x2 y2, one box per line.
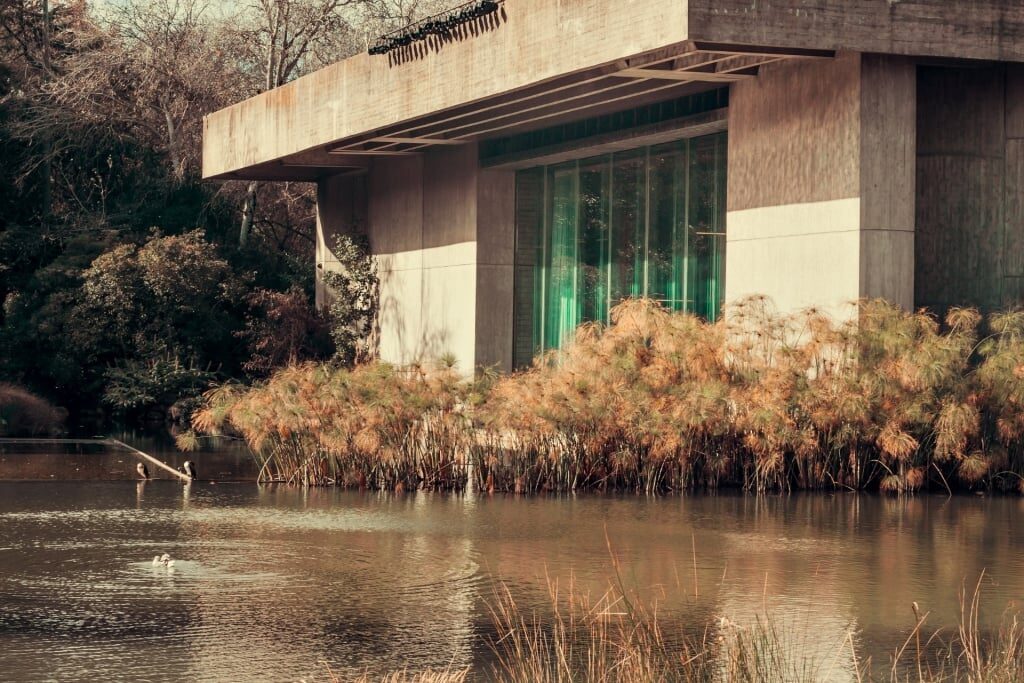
0 0 442 426
188 299 1024 495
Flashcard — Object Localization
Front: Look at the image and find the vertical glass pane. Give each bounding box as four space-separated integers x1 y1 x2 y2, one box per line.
610 151 646 308
688 133 726 321
578 157 611 324
544 163 579 350
647 141 687 311
513 132 727 360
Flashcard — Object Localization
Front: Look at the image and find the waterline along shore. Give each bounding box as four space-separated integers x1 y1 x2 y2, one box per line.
185 298 1024 495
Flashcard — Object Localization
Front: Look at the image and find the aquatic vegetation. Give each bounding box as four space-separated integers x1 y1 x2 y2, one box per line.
477 298 1024 494
186 362 473 489
328 666 467 683
187 298 1024 494
483 575 1024 683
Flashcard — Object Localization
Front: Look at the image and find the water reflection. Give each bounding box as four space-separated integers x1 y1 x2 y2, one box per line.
0 433 256 482
0 485 1022 682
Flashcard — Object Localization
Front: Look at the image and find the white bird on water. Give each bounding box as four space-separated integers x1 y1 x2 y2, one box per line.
152 553 176 568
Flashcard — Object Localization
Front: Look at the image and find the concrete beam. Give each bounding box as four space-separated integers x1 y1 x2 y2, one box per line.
203 0 690 179
689 0 1024 62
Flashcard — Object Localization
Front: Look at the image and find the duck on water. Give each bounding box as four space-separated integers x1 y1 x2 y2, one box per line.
152 553 175 568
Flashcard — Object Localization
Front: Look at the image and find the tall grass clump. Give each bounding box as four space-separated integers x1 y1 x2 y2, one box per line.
0 383 65 436
188 296 1024 494
187 362 472 489
486 574 1024 683
476 298 1024 494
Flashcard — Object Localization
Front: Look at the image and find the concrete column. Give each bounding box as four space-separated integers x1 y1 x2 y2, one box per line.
859 55 916 310
317 146 519 374
725 52 917 318
915 65 1007 312
475 169 516 372
368 155 426 366
420 145 479 372
1008 64 1024 304
316 172 368 309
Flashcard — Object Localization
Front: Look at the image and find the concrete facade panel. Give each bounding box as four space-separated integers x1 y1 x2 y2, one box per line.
318 144 518 373
378 265 424 365
916 67 1006 157
316 173 368 309
1007 64 1024 139
369 157 424 254
859 55 916 309
1009 64 1024 140
859 55 916 234
477 170 516 266
1006 140 1024 279
420 264 477 371
423 145 478 249
725 228 860 320
860 230 915 310
1004 277 1024 304
727 198 861 242
727 53 861 213
726 54 866 315
475 264 515 372
915 64 1018 312
915 156 1005 311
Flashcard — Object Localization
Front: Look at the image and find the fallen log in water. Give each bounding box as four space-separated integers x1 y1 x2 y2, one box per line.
106 438 192 482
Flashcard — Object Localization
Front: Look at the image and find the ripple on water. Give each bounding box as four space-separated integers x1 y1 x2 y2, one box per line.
2 484 1024 683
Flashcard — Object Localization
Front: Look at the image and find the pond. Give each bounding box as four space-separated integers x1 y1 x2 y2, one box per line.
1 481 1022 681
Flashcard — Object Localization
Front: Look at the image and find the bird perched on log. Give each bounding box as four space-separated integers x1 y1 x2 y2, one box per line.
183 461 197 480
136 462 149 479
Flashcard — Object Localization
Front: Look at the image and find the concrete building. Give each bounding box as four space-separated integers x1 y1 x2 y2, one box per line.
203 0 1024 373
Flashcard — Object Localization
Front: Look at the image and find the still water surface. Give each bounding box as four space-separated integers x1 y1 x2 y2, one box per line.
1 483 1023 681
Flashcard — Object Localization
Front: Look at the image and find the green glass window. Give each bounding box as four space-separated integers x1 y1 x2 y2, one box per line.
513 132 727 368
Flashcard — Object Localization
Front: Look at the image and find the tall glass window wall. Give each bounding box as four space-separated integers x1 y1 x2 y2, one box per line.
512 132 727 367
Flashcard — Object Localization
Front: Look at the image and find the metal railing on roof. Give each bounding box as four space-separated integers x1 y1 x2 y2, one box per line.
368 0 502 56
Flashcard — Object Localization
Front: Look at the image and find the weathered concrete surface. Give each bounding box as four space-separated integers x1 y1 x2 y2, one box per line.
203 0 689 179
204 0 1024 182
476 169 516 372
915 64 1024 313
859 55 916 310
725 52 916 318
689 0 1024 62
318 144 516 373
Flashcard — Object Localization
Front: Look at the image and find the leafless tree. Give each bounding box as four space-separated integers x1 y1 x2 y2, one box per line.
230 0 458 247
232 0 364 246
7 0 241 203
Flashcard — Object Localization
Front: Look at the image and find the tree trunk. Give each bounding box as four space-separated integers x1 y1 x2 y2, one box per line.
239 181 258 247
162 103 184 184
39 0 52 223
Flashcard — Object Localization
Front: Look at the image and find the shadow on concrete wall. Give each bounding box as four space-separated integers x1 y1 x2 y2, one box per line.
386 7 507 67
376 269 454 367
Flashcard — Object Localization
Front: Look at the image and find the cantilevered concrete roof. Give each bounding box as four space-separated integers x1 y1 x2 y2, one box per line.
202 0 1024 182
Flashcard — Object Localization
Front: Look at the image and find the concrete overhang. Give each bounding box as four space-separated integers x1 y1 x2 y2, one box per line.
202 0 1024 181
